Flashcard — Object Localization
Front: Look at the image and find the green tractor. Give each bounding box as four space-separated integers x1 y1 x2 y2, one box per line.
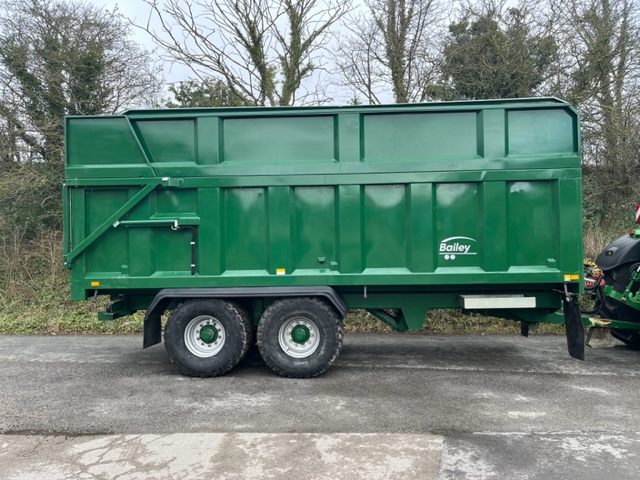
590 210 640 348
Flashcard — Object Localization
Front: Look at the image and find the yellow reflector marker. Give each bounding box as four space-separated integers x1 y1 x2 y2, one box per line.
570 274 579 281
91 281 100 287
276 268 286 275
563 274 580 282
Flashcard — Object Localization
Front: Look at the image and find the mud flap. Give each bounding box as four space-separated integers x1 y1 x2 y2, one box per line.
564 297 585 360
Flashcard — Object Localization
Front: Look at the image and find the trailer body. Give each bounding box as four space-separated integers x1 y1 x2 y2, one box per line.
64 98 584 376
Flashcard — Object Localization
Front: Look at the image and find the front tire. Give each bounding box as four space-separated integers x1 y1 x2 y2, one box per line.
164 299 253 377
601 263 640 349
257 297 344 378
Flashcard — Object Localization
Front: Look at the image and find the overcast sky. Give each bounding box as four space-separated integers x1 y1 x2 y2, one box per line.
91 0 192 84
99 0 153 29
86 0 375 104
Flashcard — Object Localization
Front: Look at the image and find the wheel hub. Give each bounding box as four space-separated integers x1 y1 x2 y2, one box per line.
184 315 225 357
290 325 311 344
199 325 219 344
278 317 320 358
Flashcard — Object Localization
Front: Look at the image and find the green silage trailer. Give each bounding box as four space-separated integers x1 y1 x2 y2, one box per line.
63 97 589 377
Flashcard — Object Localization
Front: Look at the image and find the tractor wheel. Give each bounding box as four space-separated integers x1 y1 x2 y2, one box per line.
601 263 640 349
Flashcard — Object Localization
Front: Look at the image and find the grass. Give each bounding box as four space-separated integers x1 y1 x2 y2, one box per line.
0 303 564 336
583 223 626 259
0 297 146 335
0 229 146 335
343 309 564 335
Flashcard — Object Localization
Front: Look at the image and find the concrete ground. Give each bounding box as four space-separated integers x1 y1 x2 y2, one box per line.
1 333 639 479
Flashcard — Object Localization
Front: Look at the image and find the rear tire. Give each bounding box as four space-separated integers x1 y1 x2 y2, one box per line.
601 263 640 349
164 299 252 377
257 297 343 378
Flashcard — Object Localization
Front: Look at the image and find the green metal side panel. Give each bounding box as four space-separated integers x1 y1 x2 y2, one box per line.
64 98 582 302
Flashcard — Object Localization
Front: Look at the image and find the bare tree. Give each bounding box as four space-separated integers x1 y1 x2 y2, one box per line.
141 0 351 106
548 0 640 223
335 0 447 104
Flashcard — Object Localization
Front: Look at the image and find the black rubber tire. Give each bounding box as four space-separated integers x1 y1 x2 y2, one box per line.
610 329 640 349
235 305 255 359
257 297 344 378
164 299 253 377
601 263 640 349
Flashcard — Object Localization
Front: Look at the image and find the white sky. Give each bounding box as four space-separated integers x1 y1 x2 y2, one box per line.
99 0 148 20
90 0 365 103
95 0 192 84
91 0 348 101
89 0 400 104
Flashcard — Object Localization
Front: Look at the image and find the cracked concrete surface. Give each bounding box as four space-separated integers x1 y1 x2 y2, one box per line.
0 433 442 480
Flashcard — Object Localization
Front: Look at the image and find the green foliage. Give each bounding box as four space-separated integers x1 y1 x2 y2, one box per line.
0 1 162 334
0 164 59 238
344 309 563 335
0 0 161 234
167 80 252 108
553 0 640 226
439 8 556 99
0 228 144 334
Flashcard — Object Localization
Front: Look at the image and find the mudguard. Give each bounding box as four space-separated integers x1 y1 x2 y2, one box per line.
595 234 640 270
143 286 348 348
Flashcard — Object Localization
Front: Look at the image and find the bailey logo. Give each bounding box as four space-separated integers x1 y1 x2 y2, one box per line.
439 236 477 261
